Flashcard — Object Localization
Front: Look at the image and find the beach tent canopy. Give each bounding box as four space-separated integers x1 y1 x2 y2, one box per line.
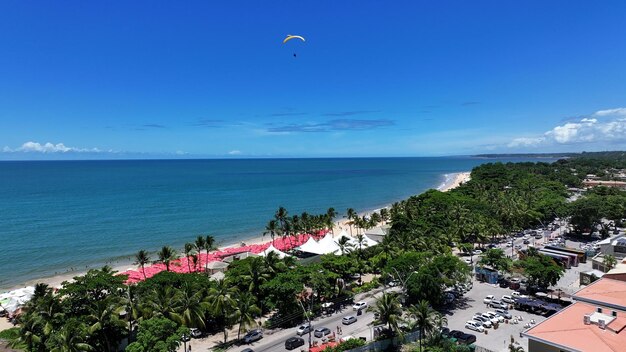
298 236 324 254
206 261 230 271
210 271 225 281
338 229 349 238
261 244 291 259
348 235 378 249
316 234 341 255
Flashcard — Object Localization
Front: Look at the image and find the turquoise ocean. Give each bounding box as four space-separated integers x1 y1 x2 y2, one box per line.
0 157 548 288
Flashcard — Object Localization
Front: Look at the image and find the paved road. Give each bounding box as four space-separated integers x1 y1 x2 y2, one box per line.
242 289 396 352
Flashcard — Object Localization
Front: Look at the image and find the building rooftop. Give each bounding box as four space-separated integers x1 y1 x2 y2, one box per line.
574 278 626 310
523 301 626 352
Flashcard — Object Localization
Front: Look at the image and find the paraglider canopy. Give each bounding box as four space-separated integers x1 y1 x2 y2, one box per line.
283 34 305 44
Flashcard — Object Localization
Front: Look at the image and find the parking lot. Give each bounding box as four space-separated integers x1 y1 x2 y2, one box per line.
444 277 547 352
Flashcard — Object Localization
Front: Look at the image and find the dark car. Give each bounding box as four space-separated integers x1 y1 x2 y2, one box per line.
439 327 450 338
449 330 464 339
285 337 305 350
458 333 476 345
241 349 254 352
314 327 331 338
523 239 530 244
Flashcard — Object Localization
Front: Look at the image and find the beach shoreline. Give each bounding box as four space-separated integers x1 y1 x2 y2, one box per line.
1 171 471 292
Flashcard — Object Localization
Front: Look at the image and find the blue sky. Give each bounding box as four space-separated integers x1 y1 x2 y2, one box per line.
2 1 626 159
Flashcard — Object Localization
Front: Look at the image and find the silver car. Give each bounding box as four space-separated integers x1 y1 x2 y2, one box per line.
342 316 357 325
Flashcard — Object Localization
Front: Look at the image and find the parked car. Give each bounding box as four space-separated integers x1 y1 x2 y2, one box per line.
353 301 368 311
523 239 530 244
342 316 357 325
483 295 495 304
285 337 305 350
472 249 483 255
243 329 263 343
440 327 450 338
501 295 515 304
495 308 512 319
449 330 465 339
511 291 527 299
472 315 493 328
515 244 523 249
458 333 477 345
241 349 254 352
490 300 508 309
485 311 504 323
464 320 485 333
296 323 311 336
478 312 500 325
190 328 203 338
314 327 331 338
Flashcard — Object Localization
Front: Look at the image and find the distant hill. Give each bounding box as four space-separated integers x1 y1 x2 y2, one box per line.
473 153 577 158
474 151 626 159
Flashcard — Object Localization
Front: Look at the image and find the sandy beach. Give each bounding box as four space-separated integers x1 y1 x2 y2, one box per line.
1 171 471 293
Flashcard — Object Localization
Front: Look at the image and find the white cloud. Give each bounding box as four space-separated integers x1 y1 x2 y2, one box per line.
228 150 242 155
593 108 626 117
508 107 626 148
507 137 545 148
3 141 101 153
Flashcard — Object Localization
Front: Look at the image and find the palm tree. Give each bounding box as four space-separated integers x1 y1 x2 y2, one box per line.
191 253 200 272
264 251 284 274
194 235 206 271
171 283 209 329
46 320 94 352
86 297 126 352
142 286 178 320
326 207 338 234
355 233 367 283
242 257 269 311
275 206 289 233
264 219 281 246
408 300 436 352
134 250 151 280
371 293 403 335
156 246 177 272
184 243 195 273
234 291 261 340
346 208 356 236
208 279 238 343
604 254 618 272
335 236 353 255
380 208 390 224
204 235 217 273
13 315 42 352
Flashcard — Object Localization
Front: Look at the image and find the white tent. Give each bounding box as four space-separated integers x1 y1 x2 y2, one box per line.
0 286 35 314
210 271 225 281
338 229 349 238
316 234 341 255
297 236 324 254
260 244 291 259
348 235 379 249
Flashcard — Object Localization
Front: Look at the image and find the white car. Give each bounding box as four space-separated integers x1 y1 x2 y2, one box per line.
296 323 311 336
472 249 483 255
490 299 508 309
476 312 499 325
463 258 473 265
501 295 515 304
465 320 484 333
511 291 527 299
471 315 492 328
352 301 368 311
495 308 512 320
485 311 505 323
483 295 495 304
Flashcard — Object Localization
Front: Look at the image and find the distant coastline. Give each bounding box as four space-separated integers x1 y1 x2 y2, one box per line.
2 170 470 292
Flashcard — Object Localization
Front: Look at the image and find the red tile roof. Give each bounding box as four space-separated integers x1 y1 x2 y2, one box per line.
574 278 626 309
524 302 626 352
